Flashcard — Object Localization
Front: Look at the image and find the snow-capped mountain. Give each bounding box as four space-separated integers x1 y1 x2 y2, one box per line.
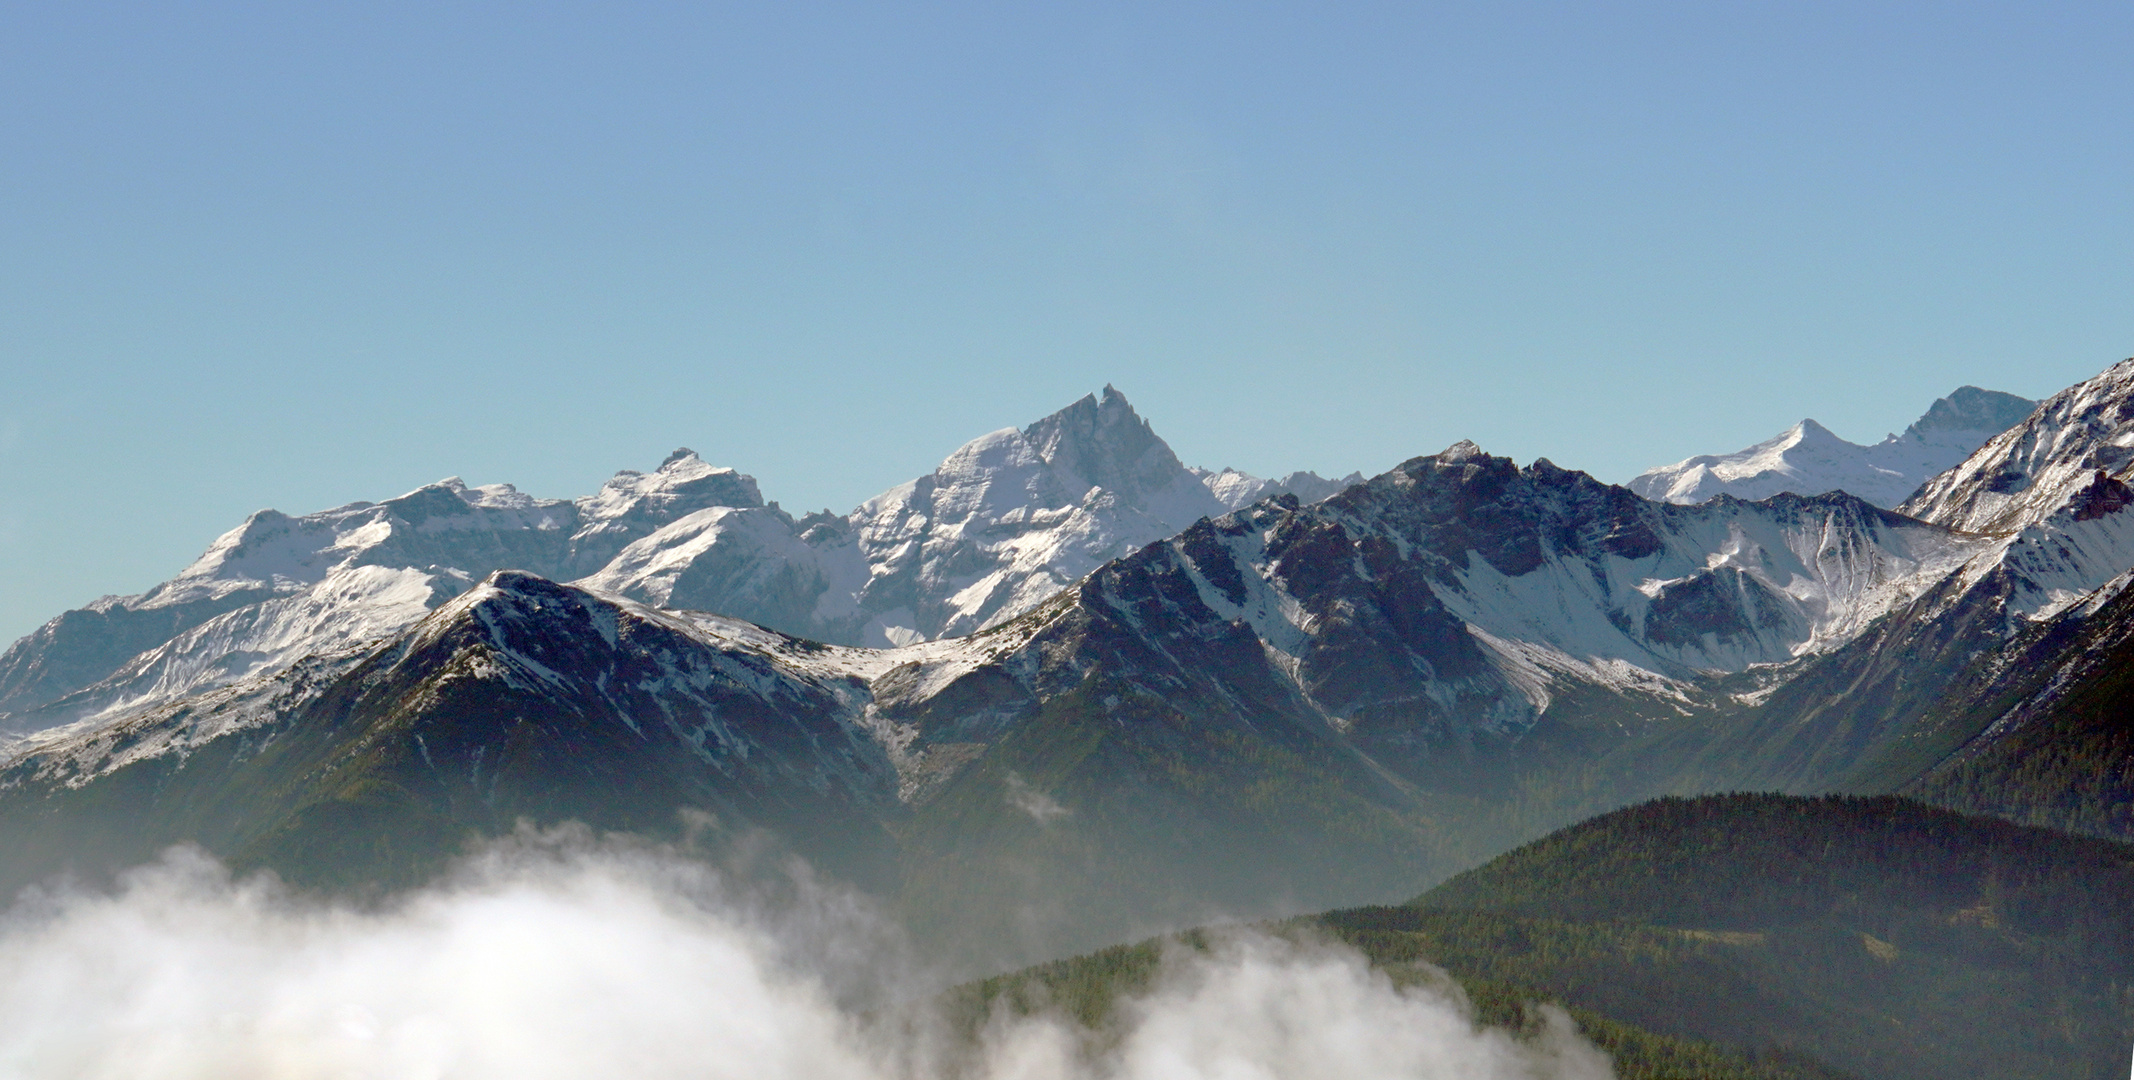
1629 386 2035 508
1665 359 2134 800
586 386 1361 649
10 360 2134 963
0 456 764 732
1053 444 1980 734
0 389 1355 735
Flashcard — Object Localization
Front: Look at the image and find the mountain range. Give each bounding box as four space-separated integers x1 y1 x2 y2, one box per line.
2 361 2131 979
1629 385 2035 507
0 386 1356 736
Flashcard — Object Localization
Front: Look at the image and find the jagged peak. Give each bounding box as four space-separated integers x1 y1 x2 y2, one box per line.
378 476 551 517
1438 439 1485 462
1903 386 2037 440
372 476 556 514
1022 385 1150 442
1526 457 1576 480
1016 386 1185 499
1519 456 1626 498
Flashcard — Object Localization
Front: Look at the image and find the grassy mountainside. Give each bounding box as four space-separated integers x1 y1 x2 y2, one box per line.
958 794 2134 1080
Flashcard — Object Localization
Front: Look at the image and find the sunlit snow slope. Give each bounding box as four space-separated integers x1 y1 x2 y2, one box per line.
1630 386 2034 508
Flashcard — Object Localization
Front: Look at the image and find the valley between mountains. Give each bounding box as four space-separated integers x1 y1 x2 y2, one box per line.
3 364 2134 1073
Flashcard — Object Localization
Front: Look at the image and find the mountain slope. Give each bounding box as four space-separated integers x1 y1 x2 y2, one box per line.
1630 386 2034 508
958 928 1851 1080
1899 564 2134 841
1903 359 2134 533
862 440 1986 879
11 362 2134 980
0 566 1460 966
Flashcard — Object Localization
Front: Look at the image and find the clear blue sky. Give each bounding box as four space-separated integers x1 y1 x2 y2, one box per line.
3 1 2130 642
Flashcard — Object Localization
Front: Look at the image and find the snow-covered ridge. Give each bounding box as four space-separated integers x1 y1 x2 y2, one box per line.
1435 494 1984 675
21 358 2134 803
1630 386 2035 509
1888 359 2134 623
0 450 765 734
1903 360 2134 535
0 570 1060 795
26 365 2134 766
0 643 379 790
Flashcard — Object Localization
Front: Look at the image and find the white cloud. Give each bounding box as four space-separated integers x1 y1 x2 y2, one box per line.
1005 772 1073 825
0 833 1614 1080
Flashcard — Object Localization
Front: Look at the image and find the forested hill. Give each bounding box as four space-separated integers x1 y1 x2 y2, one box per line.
1362 793 2134 1080
1416 792 2134 935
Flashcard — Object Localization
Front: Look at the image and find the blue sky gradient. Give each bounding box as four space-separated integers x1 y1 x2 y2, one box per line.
3 1 2130 640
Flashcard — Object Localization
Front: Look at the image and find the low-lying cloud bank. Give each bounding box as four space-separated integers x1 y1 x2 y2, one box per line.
0 833 1613 1079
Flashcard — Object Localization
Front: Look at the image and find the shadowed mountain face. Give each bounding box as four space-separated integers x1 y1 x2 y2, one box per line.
1904 385 2038 440
0 573 907 896
0 566 1460 966
1897 564 2134 840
